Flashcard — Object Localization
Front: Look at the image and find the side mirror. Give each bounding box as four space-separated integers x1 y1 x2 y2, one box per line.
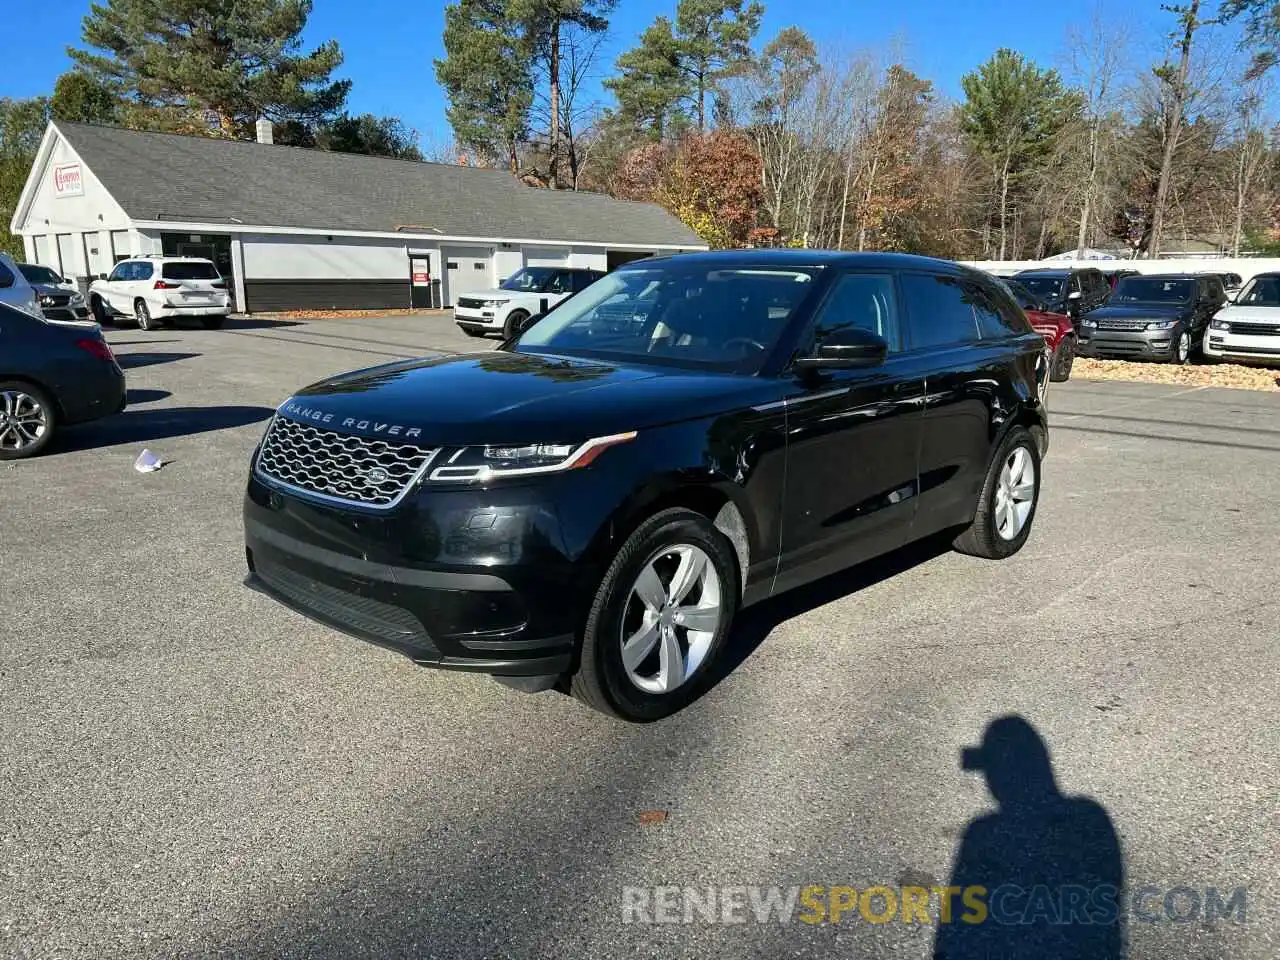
1066 290 1083 301
794 327 888 371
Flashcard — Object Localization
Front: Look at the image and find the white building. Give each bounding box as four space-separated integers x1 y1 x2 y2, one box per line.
10 121 706 312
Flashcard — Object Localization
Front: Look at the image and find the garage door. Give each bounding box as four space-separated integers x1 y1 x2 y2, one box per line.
443 247 493 306
523 247 569 268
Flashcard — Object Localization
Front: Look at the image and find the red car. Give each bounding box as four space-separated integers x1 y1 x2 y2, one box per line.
1003 279 1076 382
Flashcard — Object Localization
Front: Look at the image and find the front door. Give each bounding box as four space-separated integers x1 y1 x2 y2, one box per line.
775 271 926 593
410 256 433 308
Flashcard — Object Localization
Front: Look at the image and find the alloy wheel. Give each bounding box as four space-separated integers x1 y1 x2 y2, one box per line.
135 301 152 331
993 446 1036 541
620 544 722 695
0 390 50 454
1176 331 1190 363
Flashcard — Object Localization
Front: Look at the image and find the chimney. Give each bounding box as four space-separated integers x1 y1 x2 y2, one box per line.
255 117 274 145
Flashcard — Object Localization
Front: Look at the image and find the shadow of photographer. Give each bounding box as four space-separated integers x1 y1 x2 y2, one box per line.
934 716 1126 960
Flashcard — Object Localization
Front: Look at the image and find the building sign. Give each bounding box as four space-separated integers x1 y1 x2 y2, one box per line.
53 163 84 198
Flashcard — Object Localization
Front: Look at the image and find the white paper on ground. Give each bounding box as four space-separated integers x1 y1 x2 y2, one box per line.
134 449 163 473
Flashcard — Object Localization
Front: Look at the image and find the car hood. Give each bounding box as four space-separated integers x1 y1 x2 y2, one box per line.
1218 304 1280 324
282 351 778 445
1086 302 1190 320
30 281 80 297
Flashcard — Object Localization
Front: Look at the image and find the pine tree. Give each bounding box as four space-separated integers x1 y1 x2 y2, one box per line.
68 0 349 138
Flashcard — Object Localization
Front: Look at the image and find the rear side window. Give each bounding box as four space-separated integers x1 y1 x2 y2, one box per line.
900 273 979 349
162 261 219 280
969 282 1025 339
810 273 902 352
135 262 154 280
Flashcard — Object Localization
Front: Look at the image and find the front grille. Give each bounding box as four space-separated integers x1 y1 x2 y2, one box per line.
1096 319 1151 331
456 297 485 309
256 416 437 508
44 293 71 306
1226 322 1280 337
255 557 435 653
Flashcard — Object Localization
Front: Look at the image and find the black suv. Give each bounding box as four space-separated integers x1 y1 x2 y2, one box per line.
1080 273 1227 363
1013 267 1110 325
244 252 1049 721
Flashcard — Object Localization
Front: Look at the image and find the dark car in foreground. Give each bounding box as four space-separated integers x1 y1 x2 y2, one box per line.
1080 273 1227 363
244 251 1049 721
0 302 125 459
17 263 91 322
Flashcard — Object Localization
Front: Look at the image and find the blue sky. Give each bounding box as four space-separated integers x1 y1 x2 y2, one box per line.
2 0 1238 142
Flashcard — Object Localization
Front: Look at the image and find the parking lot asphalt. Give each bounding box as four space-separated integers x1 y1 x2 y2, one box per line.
2 312 1277 959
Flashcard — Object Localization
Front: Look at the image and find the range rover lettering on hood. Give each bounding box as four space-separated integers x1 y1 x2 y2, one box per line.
281 401 424 438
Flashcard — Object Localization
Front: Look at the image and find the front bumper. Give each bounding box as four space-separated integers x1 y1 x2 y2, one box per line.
453 306 503 330
243 473 583 677
42 305 90 322
1078 327 1179 360
1204 331 1280 365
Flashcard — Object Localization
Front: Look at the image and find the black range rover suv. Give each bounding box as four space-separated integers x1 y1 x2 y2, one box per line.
244 252 1049 721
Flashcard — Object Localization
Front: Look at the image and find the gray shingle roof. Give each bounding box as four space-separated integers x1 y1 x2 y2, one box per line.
56 122 703 247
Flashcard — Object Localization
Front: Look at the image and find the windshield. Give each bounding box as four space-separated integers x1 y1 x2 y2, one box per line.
19 264 62 285
162 261 220 280
501 267 559 292
1234 276 1280 307
512 263 819 372
1017 276 1065 300
1111 277 1194 304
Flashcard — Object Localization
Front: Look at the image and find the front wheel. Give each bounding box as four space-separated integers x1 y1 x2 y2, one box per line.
0 381 57 460
571 508 739 722
1170 329 1191 365
953 426 1041 560
90 295 113 326
503 309 529 341
1049 336 1075 382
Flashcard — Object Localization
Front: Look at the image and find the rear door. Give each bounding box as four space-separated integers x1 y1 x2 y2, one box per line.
900 270 1002 534
775 270 927 591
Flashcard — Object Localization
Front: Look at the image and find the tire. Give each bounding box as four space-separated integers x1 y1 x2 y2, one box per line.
0 381 57 460
1049 336 1075 383
200 315 226 329
571 508 740 722
134 299 154 331
90 295 113 327
503 309 529 340
953 426 1041 560
1169 329 1191 365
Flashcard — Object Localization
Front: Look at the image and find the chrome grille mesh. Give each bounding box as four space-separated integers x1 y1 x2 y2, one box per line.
256 416 437 507
1096 318 1151 332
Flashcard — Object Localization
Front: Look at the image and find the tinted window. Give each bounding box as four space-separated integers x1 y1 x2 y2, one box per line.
1204 277 1225 302
162 261 219 280
1017 275 1065 301
1112 277 1194 303
545 271 573 294
1003 280 1043 312
107 263 129 282
570 271 597 293
809 273 901 353
970 282 1022 339
0 261 13 289
900 273 979 349
501 267 558 292
1236 276 1280 306
135 262 154 280
515 264 818 372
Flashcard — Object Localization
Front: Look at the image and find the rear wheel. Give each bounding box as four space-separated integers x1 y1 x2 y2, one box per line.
953 426 1040 560
503 309 529 340
0 381 56 460
134 299 154 331
1049 335 1075 382
200 315 226 329
1170 329 1191 365
571 508 739 722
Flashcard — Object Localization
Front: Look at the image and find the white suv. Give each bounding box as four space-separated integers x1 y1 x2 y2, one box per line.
454 266 604 338
89 256 231 330
1204 271 1280 366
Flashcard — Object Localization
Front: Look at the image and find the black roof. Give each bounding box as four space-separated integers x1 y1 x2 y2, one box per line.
634 249 973 272
1013 267 1096 277
53 121 703 247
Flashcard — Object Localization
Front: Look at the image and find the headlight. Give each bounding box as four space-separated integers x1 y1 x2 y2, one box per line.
1081 318 1096 328
430 432 637 482
69 292 85 304
1147 320 1179 330
1210 318 1230 330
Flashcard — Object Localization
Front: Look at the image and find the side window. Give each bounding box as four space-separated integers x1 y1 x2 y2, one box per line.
1067 274 1082 295
809 273 902 353
545 271 572 294
570 271 595 293
107 263 128 282
899 272 980 349
969 282 1023 339
0 260 13 289
135 261 154 280
1206 278 1224 303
